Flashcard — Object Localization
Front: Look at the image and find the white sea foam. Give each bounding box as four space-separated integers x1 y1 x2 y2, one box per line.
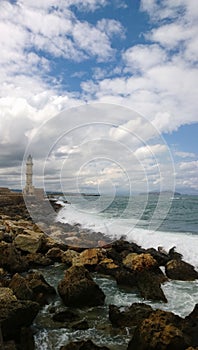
57 202 198 269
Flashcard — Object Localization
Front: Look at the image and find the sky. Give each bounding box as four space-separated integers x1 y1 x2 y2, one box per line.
0 0 198 195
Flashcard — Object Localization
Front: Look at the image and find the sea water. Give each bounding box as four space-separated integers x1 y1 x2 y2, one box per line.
34 194 198 349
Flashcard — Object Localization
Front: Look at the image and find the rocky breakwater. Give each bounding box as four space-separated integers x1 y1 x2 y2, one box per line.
0 201 198 349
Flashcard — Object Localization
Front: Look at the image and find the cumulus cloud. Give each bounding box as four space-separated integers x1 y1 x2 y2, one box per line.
0 0 197 193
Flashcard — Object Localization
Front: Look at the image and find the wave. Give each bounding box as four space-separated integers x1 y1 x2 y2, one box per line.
57 202 198 269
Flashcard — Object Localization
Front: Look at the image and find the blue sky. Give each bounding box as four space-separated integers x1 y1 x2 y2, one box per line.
0 0 197 193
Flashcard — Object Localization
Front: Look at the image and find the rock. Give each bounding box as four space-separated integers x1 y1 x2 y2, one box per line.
0 287 17 303
40 235 67 253
114 267 137 287
0 288 39 340
146 247 170 266
14 230 44 253
71 320 89 330
19 327 35 350
3 341 17 350
165 260 198 281
72 248 106 269
58 265 105 307
109 303 153 328
46 247 64 262
96 258 119 275
0 241 28 272
169 246 183 260
136 270 167 302
9 271 55 305
61 249 80 265
123 253 167 302
25 252 52 267
60 339 110 350
52 309 80 323
25 271 56 305
183 304 198 347
9 273 33 300
108 240 144 255
127 309 189 350
123 253 157 271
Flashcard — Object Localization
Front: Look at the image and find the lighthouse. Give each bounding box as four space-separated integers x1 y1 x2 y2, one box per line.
23 155 35 195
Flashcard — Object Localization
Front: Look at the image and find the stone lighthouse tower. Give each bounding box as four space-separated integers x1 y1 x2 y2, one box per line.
24 155 35 195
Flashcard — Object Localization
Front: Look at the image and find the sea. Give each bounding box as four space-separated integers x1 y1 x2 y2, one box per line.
34 194 198 349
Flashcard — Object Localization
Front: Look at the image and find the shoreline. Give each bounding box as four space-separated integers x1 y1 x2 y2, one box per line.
0 199 198 349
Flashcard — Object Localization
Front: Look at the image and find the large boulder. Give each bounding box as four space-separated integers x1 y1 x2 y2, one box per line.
0 241 28 272
61 249 80 265
46 247 64 262
109 303 153 328
9 271 55 305
58 265 105 307
183 304 198 347
14 230 44 253
127 309 189 350
72 248 106 270
136 270 167 302
25 271 56 305
123 253 167 302
123 253 157 271
165 260 198 281
9 273 33 300
0 287 39 340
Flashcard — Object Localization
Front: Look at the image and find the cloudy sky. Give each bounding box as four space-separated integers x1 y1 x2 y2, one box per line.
0 0 198 194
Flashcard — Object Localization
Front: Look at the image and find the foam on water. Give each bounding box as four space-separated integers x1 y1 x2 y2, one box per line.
57 202 198 269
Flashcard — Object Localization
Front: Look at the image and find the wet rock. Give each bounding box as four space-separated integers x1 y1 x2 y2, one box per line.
0 288 39 340
109 303 153 328
137 270 167 302
9 271 55 305
14 230 44 253
95 258 119 275
123 253 167 302
165 260 198 281
169 246 183 260
60 339 110 350
58 265 105 307
183 304 198 347
71 320 89 330
109 239 144 254
114 267 137 287
25 271 56 305
0 241 28 272
9 273 33 300
52 309 80 323
127 309 189 350
146 247 170 266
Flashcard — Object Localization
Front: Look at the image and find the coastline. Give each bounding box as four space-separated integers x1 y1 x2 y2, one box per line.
0 198 198 349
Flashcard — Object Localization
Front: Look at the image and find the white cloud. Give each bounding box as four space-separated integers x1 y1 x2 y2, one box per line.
175 151 196 158
179 160 198 171
123 44 167 71
134 144 167 159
